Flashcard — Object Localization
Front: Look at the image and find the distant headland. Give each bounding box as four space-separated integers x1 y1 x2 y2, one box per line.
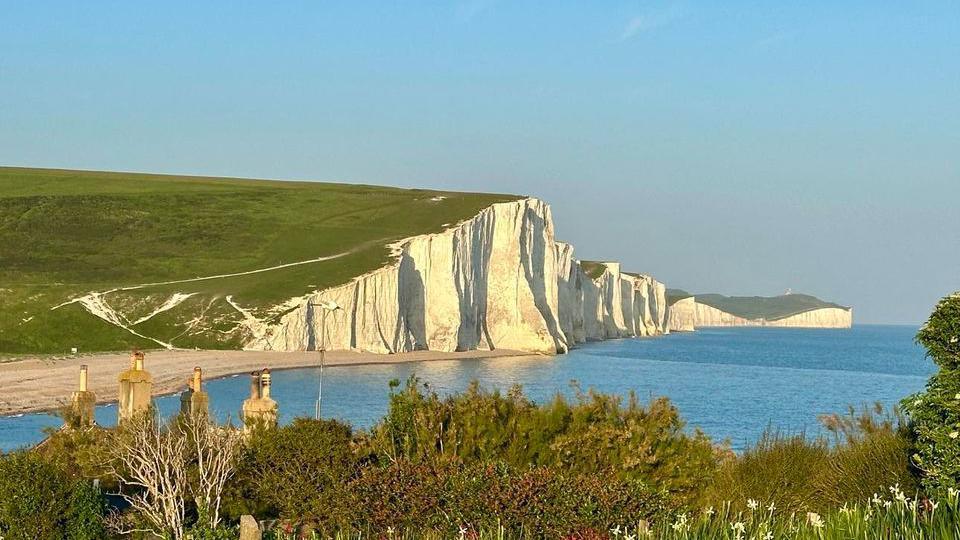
667 290 853 331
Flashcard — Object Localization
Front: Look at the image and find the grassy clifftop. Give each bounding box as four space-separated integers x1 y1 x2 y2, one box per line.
578 261 609 280
666 288 693 305
0 167 519 354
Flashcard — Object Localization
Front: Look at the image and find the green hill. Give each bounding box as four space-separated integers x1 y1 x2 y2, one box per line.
666 288 693 305
690 293 848 321
0 167 519 355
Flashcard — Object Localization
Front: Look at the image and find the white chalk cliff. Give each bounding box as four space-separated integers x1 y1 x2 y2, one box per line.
248 198 671 355
667 297 697 332
668 297 852 331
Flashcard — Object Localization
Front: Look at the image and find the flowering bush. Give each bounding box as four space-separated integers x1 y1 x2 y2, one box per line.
902 293 960 495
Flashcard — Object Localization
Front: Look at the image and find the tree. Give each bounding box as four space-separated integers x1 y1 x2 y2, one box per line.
224 418 356 526
182 412 244 530
902 293 960 494
105 410 190 539
104 409 242 539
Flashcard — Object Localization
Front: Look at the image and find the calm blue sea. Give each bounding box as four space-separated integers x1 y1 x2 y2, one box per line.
0 325 934 452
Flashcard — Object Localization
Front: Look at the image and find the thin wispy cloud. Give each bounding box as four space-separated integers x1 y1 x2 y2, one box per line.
755 30 799 50
620 4 685 41
456 0 497 22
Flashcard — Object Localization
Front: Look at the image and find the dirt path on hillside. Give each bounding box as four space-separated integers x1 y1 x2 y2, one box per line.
0 348 534 416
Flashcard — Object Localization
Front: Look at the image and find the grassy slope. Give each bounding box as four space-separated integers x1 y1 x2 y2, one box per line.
694 293 849 321
578 261 608 280
666 288 693 305
0 167 519 354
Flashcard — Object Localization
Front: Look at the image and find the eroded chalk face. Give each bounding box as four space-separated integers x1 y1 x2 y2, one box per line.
252 198 671 356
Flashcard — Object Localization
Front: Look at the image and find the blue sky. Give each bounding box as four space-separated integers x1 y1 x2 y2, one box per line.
1 1 957 324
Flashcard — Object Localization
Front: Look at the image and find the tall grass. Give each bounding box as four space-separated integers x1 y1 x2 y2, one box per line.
703 403 918 514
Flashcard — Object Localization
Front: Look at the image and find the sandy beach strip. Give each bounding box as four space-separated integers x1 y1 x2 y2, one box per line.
0 348 534 416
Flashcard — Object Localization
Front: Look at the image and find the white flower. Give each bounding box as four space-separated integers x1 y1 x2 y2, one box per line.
747 499 759 511
950 431 959 439
884 500 893 509
731 521 746 533
387 526 395 535
458 526 468 539
806 512 824 528
954 393 960 400
767 502 776 512
764 532 774 540
949 487 959 499
914 399 923 406
704 506 715 516
625 535 636 540
610 525 621 537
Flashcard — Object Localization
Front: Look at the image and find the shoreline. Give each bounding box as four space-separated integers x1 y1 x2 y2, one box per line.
0 348 536 417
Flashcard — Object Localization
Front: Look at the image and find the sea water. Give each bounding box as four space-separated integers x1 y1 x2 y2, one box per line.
0 325 933 452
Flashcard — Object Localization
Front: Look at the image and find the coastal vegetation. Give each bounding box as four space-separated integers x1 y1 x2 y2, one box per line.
1 294 958 538
579 261 610 280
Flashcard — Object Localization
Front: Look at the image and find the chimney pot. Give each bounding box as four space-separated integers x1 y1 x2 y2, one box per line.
249 371 261 400
261 368 272 399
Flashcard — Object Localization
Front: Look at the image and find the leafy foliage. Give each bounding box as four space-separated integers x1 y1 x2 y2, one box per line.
902 293 960 495
347 459 667 537
0 451 106 540
366 378 719 504
224 418 358 523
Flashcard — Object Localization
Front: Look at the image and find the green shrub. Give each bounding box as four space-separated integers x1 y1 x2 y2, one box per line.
366 377 719 504
223 418 357 526
35 425 115 489
184 523 239 539
347 458 667 536
902 292 960 495
0 451 106 540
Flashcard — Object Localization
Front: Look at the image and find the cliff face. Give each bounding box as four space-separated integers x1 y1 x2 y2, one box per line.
559 262 670 343
667 297 697 332
764 307 853 328
668 297 853 331
250 198 669 355
686 301 754 327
